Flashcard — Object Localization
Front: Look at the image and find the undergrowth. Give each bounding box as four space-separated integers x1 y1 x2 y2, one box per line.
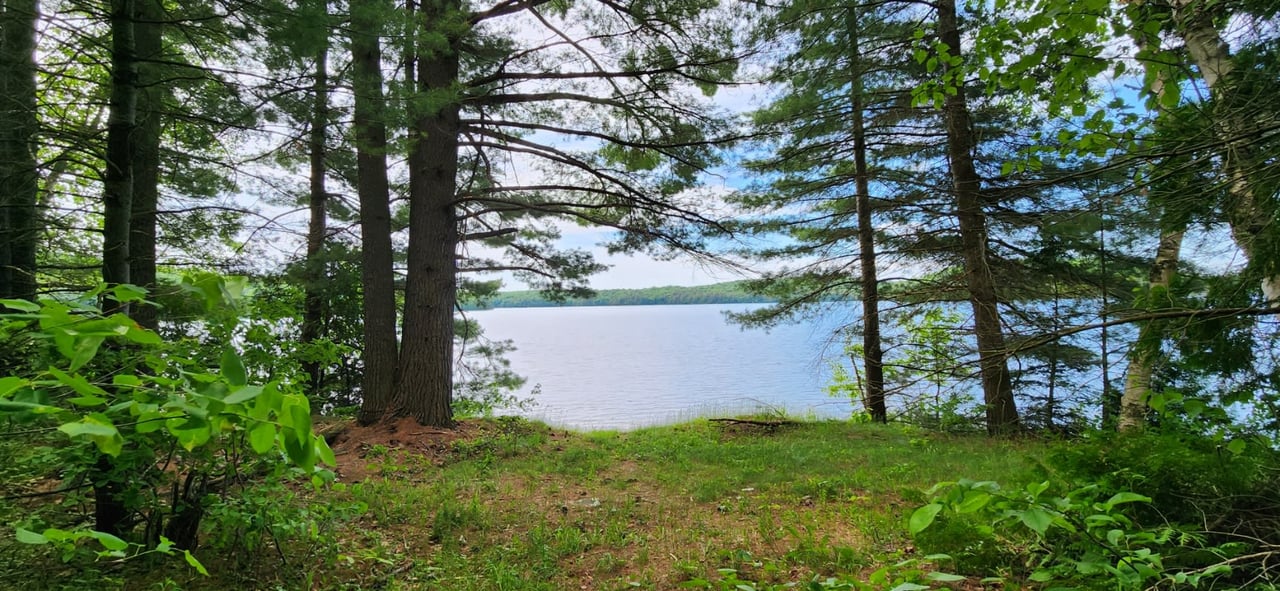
0 417 1042 590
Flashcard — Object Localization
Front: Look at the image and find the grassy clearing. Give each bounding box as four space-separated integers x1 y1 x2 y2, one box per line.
4 417 1046 590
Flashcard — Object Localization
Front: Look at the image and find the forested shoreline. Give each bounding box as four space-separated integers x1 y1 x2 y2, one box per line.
463 281 773 309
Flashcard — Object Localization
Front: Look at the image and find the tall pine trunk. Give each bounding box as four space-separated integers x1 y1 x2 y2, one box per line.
103 0 136 302
128 0 162 329
95 0 138 536
848 7 885 423
350 0 398 425
936 0 1019 434
394 0 461 427
302 13 329 395
0 0 39 301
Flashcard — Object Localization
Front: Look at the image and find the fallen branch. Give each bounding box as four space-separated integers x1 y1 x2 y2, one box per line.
709 418 794 428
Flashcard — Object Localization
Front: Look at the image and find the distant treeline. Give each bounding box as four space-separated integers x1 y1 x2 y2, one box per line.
464 281 774 309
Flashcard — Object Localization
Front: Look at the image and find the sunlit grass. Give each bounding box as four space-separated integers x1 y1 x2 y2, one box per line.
3 418 1046 590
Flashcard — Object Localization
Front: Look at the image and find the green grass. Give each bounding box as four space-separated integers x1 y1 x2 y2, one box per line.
1 418 1046 590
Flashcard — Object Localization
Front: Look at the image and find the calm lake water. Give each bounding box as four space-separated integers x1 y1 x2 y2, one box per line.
466 303 857 430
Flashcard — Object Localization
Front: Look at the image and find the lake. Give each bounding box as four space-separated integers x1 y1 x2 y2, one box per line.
466 303 858 430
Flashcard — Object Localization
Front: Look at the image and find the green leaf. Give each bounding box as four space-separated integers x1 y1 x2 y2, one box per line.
1029 570 1054 582
1159 82 1181 109
315 433 337 467
889 584 929 591
282 394 312 436
0 399 57 413
170 416 212 451
955 492 991 514
67 395 108 407
59 416 125 456
59 419 119 439
87 530 129 551
47 367 110 398
68 335 105 372
136 412 167 433
1226 439 1246 456
909 503 942 535
0 299 41 312
184 550 209 576
0 376 28 398
220 347 247 387
111 284 149 304
925 572 966 582
15 528 47 545
124 325 162 345
249 421 276 454
283 429 315 472
112 374 142 387
224 385 263 405
155 537 174 554
1104 492 1151 508
1018 507 1055 535
250 381 282 421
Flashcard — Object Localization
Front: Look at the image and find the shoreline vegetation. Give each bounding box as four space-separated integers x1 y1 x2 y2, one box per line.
462 281 774 309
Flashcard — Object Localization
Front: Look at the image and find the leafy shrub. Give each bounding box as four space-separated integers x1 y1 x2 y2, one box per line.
911 478 1247 590
1044 429 1280 531
909 509 1012 574
0 280 336 572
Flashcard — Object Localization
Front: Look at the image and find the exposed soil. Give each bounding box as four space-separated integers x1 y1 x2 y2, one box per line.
320 417 559 483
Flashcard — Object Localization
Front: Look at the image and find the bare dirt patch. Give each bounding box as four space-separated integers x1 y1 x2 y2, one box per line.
321 417 525 482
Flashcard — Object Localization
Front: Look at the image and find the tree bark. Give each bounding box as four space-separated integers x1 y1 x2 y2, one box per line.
394 0 462 427
94 0 139 537
1119 224 1185 430
102 0 136 309
1116 21 1185 431
349 0 398 425
936 0 1020 434
1167 0 1279 301
848 7 885 423
128 0 162 329
0 0 40 301
302 9 329 396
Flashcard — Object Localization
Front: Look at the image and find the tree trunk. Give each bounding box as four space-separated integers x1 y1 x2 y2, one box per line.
349 0 398 425
103 0 136 307
848 8 885 423
1167 0 1279 301
1116 23 1185 432
0 0 40 301
936 0 1019 434
1119 224 1185 430
302 12 329 396
94 0 138 537
394 0 461 427
128 0 162 330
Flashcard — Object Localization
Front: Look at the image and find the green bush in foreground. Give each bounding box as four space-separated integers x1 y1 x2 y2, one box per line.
911 478 1249 590
0 280 334 573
